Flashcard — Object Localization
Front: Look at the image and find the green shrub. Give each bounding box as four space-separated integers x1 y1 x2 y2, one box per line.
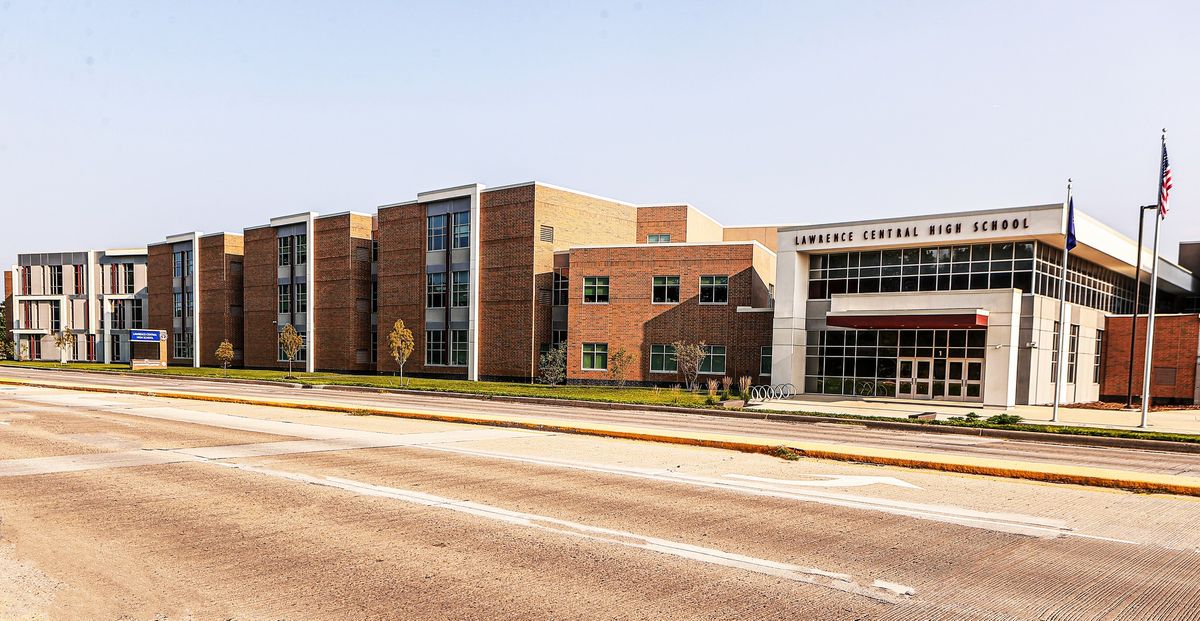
986 413 1022 425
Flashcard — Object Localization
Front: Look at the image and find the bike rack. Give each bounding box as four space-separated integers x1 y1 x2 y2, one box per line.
748 383 795 403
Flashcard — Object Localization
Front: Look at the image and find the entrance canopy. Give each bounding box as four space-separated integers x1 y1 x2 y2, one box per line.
826 308 989 330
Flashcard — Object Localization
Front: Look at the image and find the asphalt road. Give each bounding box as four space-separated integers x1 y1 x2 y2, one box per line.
2 366 1199 476
2 383 1200 619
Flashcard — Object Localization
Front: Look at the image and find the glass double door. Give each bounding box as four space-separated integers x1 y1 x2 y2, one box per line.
897 357 982 402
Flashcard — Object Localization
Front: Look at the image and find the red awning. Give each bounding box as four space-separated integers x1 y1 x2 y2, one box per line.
826 313 989 330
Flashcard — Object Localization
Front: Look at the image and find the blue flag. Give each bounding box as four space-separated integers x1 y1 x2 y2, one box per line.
1065 197 1077 251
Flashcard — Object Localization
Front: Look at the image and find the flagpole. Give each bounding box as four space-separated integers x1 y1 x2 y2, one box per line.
1139 129 1168 429
1051 180 1072 424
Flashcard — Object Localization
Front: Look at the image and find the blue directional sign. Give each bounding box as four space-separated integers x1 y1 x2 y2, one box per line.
129 329 164 343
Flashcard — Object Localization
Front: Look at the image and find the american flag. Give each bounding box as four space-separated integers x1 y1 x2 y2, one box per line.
1159 139 1173 217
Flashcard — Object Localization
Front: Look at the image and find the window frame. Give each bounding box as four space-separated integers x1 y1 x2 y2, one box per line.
450 329 468 366
451 271 469 307
451 211 470 249
760 346 772 376
583 276 610 304
278 237 291 266
699 345 727 375
647 233 671 243
1093 329 1104 384
425 329 447 366
649 343 677 374
699 275 730 305
426 272 447 308
652 275 681 305
427 214 448 251
581 342 609 371
278 284 290 314
294 234 307 265
552 271 569 306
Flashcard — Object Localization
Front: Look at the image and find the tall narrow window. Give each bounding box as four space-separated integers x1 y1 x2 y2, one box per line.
1067 324 1080 383
173 252 184 278
652 276 680 304
278 285 290 313
1093 329 1104 384
186 250 194 275
123 264 135 294
50 302 61 331
184 289 192 318
131 299 144 329
370 280 378 313
294 282 307 309
49 266 63 294
427 214 448 251
760 346 773 376
700 275 729 304
582 343 608 371
426 330 447 365
452 211 470 248
294 234 307 265
1050 321 1060 380
552 271 569 306
426 273 447 308
452 271 469 307
74 265 85 295
174 292 183 318
450 329 468 366
583 277 609 304
21 267 30 295
278 237 291 266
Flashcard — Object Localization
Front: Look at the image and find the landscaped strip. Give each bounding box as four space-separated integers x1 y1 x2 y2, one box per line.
3 373 1200 497
3 361 1200 446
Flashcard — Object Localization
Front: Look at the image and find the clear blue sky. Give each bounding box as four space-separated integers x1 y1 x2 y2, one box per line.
2 1 1196 269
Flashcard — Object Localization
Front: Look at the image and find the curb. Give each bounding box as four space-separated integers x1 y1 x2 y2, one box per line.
4 375 1200 497
5 364 1199 455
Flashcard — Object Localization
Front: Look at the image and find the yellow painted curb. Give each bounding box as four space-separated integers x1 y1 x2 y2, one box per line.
5 375 1200 497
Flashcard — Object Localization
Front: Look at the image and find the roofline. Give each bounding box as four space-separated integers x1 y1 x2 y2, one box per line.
316 210 374 220
566 240 775 256
199 231 243 239
778 203 1063 233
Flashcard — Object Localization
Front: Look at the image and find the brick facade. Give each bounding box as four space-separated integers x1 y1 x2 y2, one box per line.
242 226 285 370
375 200 440 376
1101 314 1200 404
198 233 244 367
564 243 774 385
146 243 176 360
636 205 690 243
314 213 374 372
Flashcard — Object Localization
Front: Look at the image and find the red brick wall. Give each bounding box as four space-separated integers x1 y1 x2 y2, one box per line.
314 214 374 372
242 226 284 369
1102 314 1199 403
374 202 444 376
564 243 773 384
145 243 177 361
636 206 689 243
198 234 244 367
477 185 538 379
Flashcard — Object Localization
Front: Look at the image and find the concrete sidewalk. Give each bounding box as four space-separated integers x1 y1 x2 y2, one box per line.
5 374 1200 497
752 394 1200 434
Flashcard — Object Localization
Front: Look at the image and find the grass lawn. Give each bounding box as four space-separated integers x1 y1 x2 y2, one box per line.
0 360 711 408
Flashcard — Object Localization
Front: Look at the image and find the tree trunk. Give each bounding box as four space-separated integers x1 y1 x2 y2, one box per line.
400 364 405 387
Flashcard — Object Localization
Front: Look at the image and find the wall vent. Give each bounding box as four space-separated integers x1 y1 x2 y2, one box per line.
540 225 555 243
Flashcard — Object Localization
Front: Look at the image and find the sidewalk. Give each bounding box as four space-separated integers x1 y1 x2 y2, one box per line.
753 395 1200 435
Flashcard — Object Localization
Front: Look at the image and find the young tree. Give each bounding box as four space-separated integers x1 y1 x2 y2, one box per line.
0 302 13 360
671 340 707 391
18 340 29 361
387 319 415 383
52 328 77 365
538 342 567 386
215 339 235 372
608 347 632 389
278 323 304 378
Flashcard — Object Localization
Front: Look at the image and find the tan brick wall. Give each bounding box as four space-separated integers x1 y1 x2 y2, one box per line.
636 205 689 243
1102 314 1200 403
198 234 244 367
314 214 374 372
564 243 773 384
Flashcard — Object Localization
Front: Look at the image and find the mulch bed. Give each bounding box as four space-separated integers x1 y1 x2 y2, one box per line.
1064 401 1199 412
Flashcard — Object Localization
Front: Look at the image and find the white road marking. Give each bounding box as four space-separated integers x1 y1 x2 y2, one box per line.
725 473 922 489
208 460 913 603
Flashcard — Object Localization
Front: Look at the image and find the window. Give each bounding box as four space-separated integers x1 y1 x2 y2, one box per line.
452 211 470 248
173 332 193 359
371 240 379 262
294 234 307 265
582 343 608 370
186 250 193 275
1094 329 1104 384
278 237 291 266
427 214 448 251
647 233 671 243
50 302 61 331
277 330 306 362
650 344 677 373
652 276 680 304
370 280 378 313
450 329 468 366
110 334 120 362
184 289 193 317
73 265 84 295
700 275 729 304
583 277 609 304
551 329 567 346
552 271 569 306
173 252 184 278
427 273 447 308
426 330 447 365
369 331 377 362
1050 321 1060 381
294 282 307 310
30 336 41 360
20 267 30 295
452 271 469 307
111 300 127 330
699 345 727 375
278 285 290 313
760 346 772 376
174 292 184 318
86 335 96 361
49 266 63 294
131 299 144 329
1067 324 1080 383
123 264 135 294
